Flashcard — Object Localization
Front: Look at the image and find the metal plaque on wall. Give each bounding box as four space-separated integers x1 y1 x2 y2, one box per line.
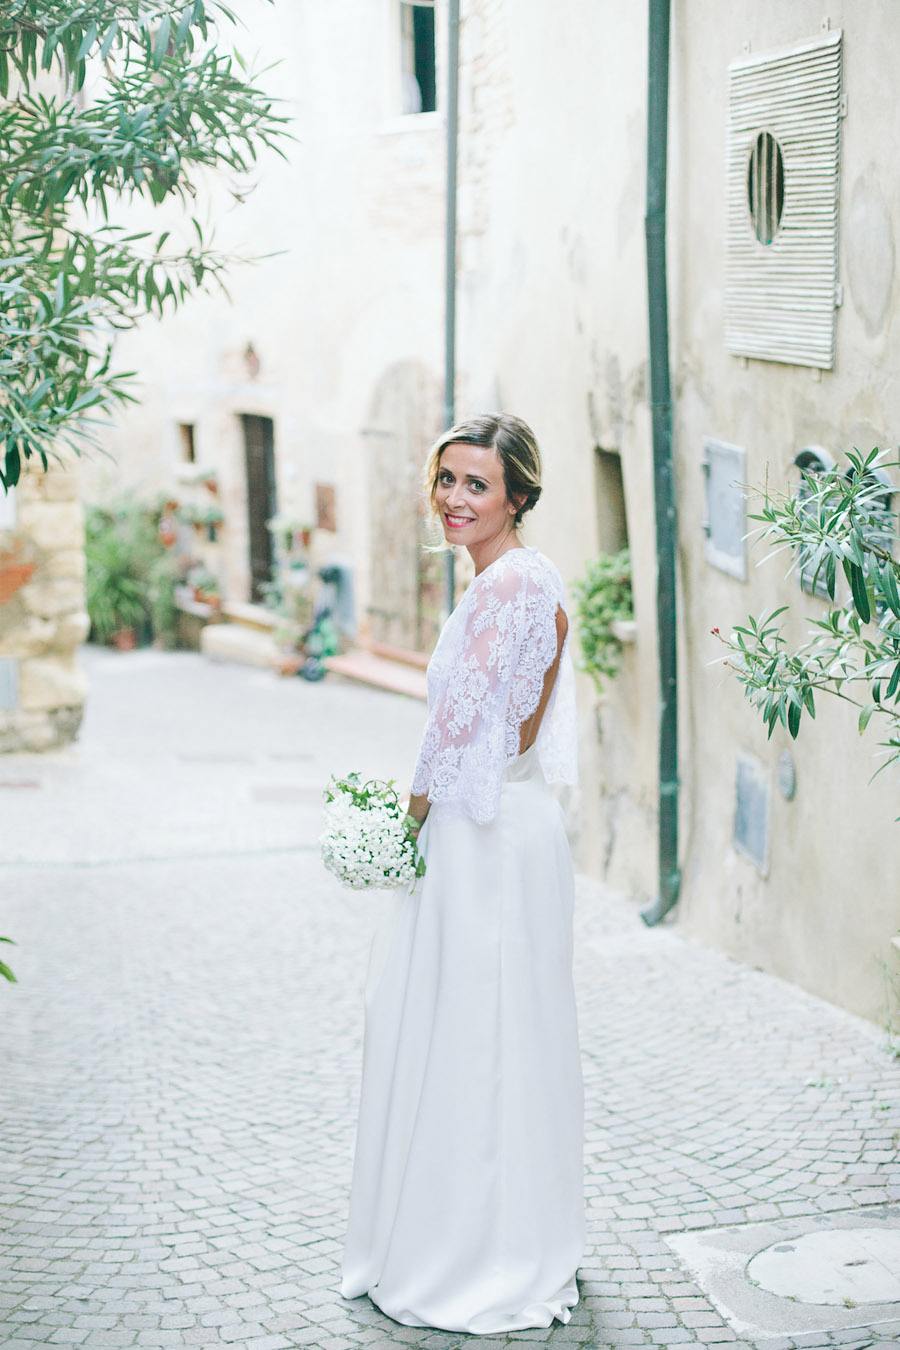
702 437 748 580
733 752 770 876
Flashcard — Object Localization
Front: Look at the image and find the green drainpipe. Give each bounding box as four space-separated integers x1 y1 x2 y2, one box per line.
640 0 681 926
442 0 461 620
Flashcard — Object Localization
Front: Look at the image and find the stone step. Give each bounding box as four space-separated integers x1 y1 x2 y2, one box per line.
220 601 277 633
365 638 430 670
200 622 279 669
324 648 427 701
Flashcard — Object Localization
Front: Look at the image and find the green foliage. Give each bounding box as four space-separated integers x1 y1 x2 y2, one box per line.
715 448 900 792
0 936 16 984
85 496 178 642
0 1 290 490
571 547 633 691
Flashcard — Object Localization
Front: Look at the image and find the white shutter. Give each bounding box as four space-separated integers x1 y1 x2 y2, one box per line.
725 30 843 369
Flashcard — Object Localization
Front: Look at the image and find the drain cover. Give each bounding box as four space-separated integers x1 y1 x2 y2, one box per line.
665 1206 900 1339
748 1229 900 1304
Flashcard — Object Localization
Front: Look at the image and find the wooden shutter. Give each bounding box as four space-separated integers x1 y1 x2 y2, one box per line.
725 30 843 369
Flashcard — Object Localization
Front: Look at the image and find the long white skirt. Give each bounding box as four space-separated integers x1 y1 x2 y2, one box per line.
340 741 585 1335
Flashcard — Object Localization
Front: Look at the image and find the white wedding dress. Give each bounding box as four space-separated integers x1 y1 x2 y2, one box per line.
340 544 585 1335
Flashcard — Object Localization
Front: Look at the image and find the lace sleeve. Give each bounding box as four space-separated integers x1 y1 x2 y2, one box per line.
410 560 561 825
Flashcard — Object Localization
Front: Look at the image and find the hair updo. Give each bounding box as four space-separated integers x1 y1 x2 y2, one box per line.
424 413 543 529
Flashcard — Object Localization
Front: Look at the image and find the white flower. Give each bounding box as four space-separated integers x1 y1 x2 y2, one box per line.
319 773 426 892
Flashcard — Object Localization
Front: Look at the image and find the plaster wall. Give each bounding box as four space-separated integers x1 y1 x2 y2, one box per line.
456 0 899 1021
81 0 446 631
671 0 900 1022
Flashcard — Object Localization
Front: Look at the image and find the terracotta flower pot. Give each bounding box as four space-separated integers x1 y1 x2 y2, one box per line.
0 562 35 605
111 627 137 651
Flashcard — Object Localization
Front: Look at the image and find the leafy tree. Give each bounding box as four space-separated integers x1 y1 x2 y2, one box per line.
0 0 288 491
714 448 900 793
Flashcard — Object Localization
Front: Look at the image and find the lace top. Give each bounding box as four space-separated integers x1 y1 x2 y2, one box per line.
410 545 579 824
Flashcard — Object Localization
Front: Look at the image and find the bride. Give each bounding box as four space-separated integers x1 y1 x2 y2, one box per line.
340 413 585 1335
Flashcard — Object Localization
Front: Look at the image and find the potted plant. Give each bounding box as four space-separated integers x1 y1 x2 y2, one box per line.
266 513 315 554
85 526 148 648
85 499 181 650
0 544 36 605
571 547 634 692
188 566 221 609
201 504 225 542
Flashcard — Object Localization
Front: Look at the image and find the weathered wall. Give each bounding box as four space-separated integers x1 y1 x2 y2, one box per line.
455 0 900 1021
670 1 900 1021
455 0 658 898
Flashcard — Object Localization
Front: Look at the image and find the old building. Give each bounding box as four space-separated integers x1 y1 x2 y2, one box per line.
47 0 898 1022
80 0 449 662
453 0 899 1022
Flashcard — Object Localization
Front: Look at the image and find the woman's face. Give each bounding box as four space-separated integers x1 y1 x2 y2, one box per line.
434 442 521 547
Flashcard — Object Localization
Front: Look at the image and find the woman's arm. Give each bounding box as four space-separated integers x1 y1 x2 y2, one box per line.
407 563 560 825
517 603 567 753
406 791 430 831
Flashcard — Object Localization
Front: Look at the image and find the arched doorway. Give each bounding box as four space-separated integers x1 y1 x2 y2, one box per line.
363 362 445 654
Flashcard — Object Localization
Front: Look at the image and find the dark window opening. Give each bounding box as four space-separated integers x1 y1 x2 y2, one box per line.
593 446 629 554
241 414 277 604
178 422 196 463
401 1 436 114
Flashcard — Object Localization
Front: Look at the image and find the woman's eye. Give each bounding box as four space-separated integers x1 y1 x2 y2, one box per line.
470 481 485 492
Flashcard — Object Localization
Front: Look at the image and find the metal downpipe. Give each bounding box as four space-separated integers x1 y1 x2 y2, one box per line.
640 0 681 926
442 0 461 619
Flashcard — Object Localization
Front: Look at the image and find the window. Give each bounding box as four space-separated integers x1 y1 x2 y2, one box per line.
725 29 843 368
593 447 628 554
177 422 196 463
793 447 836 599
400 0 436 114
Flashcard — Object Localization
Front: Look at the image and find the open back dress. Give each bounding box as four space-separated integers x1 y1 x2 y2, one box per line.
340 544 584 1335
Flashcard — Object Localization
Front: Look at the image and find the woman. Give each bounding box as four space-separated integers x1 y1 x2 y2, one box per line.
340 414 584 1335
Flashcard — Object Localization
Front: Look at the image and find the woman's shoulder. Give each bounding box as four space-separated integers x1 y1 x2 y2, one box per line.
464 545 564 610
464 547 563 619
472 544 560 590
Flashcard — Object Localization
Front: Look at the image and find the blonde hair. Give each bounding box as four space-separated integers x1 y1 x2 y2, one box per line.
423 413 543 530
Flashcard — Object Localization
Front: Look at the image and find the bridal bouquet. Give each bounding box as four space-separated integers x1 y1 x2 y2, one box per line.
320 772 427 892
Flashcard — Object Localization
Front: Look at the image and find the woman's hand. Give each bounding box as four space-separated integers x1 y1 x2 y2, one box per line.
405 791 430 832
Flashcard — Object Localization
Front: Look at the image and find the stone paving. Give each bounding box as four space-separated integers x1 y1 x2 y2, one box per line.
0 647 899 1350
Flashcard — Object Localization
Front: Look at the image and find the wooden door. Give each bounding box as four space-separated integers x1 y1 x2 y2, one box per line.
241 414 277 603
364 363 444 654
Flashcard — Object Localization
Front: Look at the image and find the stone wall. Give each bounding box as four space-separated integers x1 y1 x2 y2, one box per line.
0 462 88 752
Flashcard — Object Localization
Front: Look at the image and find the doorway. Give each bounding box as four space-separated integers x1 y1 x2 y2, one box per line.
241 414 277 603
364 362 443 654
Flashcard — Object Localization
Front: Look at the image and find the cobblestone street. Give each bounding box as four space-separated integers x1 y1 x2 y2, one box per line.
1 648 899 1350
